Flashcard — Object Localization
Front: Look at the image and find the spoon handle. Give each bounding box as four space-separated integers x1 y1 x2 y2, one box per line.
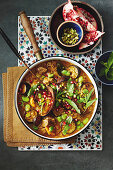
19 11 44 60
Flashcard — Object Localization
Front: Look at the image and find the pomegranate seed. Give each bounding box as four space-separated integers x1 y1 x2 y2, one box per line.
19 88 22 92
75 99 77 102
45 73 48 76
63 122 66 125
70 81 74 84
69 124 71 126
43 95 46 98
37 110 39 113
75 119 78 122
38 86 41 89
48 91 51 95
30 80 33 83
52 83 56 86
18 102 21 105
34 91 36 94
58 105 61 109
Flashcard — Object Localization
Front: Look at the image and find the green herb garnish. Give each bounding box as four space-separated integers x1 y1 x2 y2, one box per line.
67 78 74 97
49 126 54 132
22 96 29 102
62 98 81 114
27 84 38 97
99 52 113 80
86 98 97 109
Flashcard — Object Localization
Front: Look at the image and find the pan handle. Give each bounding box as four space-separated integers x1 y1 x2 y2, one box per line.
19 11 44 60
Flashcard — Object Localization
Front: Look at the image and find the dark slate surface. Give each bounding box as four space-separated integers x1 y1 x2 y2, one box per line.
0 0 113 170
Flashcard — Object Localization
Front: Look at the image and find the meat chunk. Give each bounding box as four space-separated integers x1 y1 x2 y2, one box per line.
37 67 47 74
43 77 53 85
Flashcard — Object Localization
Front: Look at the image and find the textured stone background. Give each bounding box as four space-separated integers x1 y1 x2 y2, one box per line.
0 0 113 169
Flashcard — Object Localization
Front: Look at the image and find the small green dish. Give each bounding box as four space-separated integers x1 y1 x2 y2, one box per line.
95 51 113 85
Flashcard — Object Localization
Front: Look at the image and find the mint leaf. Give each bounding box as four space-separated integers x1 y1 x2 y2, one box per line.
67 78 74 97
100 61 108 68
86 98 97 109
27 84 38 97
105 68 110 79
86 88 94 102
62 98 81 114
66 116 72 124
107 52 113 68
106 68 113 80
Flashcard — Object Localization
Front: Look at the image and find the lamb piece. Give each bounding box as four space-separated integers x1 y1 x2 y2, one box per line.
37 67 47 74
43 77 53 85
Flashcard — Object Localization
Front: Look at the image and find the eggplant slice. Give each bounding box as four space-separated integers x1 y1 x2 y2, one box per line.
38 116 61 136
21 83 31 95
38 86 55 117
67 65 80 79
57 62 65 76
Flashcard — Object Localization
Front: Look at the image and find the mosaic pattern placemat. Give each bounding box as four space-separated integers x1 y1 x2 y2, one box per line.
18 16 102 150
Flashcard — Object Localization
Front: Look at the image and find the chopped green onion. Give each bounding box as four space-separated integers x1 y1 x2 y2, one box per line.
77 125 81 130
83 118 89 125
41 98 44 102
41 84 45 90
80 123 84 128
48 73 54 78
61 70 70 76
77 120 81 125
25 104 30 111
42 75 45 79
61 114 67 120
57 116 62 122
38 93 42 99
25 112 30 117
83 89 89 94
22 96 29 102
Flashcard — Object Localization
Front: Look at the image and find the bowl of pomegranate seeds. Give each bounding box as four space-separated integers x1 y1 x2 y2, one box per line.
48 0 104 54
57 21 83 47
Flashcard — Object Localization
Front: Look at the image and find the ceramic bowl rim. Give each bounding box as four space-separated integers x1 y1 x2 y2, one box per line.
15 57 98 140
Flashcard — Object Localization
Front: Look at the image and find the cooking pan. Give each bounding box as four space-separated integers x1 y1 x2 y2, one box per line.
13 11 99 140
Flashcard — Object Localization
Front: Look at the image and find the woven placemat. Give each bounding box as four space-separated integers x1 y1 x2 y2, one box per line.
2 66 76 147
